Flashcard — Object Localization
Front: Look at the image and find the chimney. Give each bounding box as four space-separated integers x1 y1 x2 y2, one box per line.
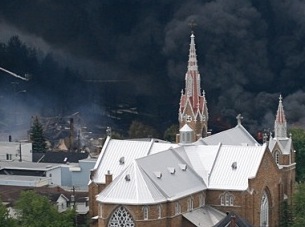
105 170 113 186
9 135 12 142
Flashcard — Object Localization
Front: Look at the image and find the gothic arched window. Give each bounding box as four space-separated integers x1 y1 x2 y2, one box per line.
274 151 280 164
220 192 234 206
187 197 194 211
199 193 205 207
143 206 148 220
186 76 193 96
108 206 135 227
175 202 181 215
158 205 162 219
260 191 269 227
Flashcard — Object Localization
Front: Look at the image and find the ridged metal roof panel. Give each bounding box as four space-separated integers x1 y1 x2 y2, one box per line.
199 124 259 146
92 138 177 184
208 144 266 190
181 145 220 185
97 161 167 204
136 149 207 200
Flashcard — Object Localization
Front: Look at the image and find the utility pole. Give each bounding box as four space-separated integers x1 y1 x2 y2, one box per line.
71 185 77 227
19 142 22 162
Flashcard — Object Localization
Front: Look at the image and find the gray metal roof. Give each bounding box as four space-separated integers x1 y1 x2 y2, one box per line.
97 149 207 204
182 206 226 227
0 161 62 171
197 124 259 146
268 137 292 155
207 144 267 190
178 145 221 185
94 126 269 204
97 161 167 204
174 144 267 190
137 149 207 201
91 137 177 184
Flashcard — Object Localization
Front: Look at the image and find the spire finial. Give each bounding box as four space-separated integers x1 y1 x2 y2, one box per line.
188 20 197 34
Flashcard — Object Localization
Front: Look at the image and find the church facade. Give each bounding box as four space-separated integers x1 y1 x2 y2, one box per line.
88 32 296 227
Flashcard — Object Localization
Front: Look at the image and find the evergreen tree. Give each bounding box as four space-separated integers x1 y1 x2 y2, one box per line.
30 116 47 153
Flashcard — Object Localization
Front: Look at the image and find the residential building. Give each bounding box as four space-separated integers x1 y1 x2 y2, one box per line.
0 141 32 162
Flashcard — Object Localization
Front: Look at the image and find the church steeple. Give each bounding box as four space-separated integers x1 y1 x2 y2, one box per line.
274 95 287 138
178 32 208 142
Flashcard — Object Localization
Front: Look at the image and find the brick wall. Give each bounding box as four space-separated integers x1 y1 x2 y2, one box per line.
97 191 205 227
207 150 283 226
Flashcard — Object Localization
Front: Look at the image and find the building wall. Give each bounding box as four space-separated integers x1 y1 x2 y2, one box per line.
47 167 62 186
61 165 72 187
0 142 32 162
270 142 296 204
206 150 282 226
97 191 205 227
71 159 95 190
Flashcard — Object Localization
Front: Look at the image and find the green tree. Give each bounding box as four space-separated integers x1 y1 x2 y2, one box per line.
128 120 160 139
15 190 75 227
292 183 305 226
30 116 47 153
163 124 179 142
280 200 293 227
0 198 16 227
289 128 305 182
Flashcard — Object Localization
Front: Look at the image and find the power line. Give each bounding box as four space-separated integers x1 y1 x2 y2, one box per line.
0 66 30 81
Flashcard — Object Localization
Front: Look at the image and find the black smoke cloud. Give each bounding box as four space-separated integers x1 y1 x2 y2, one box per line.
0 0 305 137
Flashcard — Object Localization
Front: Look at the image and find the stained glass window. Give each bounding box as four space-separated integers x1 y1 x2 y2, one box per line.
260 191 269 227
108 206 135 227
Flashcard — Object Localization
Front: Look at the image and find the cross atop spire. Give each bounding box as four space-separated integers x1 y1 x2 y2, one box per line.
188 20 197 34
236 114 243 125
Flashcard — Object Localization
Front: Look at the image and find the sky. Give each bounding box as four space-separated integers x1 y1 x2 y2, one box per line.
0 0 305 137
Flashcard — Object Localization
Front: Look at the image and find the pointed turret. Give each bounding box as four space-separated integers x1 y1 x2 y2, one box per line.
178 32 208 142
274 95 287 138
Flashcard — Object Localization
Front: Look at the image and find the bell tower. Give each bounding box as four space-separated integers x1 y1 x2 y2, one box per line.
178 31 208 143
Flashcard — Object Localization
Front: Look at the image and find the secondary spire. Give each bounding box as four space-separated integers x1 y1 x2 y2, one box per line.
274 95 287 138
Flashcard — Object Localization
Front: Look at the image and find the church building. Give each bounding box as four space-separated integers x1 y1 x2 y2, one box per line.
88 32 296 227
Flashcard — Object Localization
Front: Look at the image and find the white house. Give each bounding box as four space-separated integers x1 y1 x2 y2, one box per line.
0 141 32 162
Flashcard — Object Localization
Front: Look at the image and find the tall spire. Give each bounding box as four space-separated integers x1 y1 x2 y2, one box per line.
274 95 287 138
187 33 198 72
185 33 200 101
178 31 208 141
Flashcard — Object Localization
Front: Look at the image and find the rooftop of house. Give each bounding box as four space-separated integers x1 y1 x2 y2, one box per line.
32 151 89 163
